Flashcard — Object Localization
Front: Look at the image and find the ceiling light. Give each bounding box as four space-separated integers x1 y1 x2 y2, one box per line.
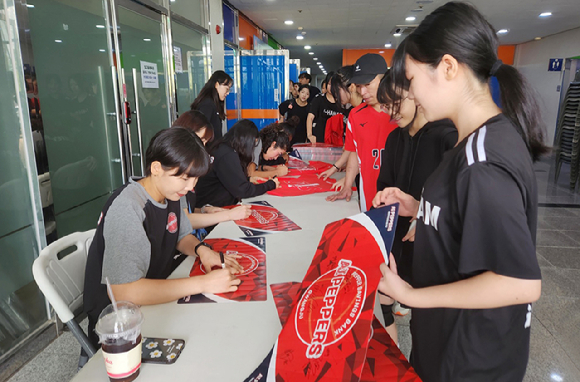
313 57 318 60
285 20 294 25
239 37 245 41
308 52 314 55
379 51 385 53
393 33 402 37
539 12 552 17
385 43 392 48
296 35 304 40
534 37 542 40
26 4 34 8
304 45 311 50
497 29 509 34
96 25 105 28
298 27 304 30
301 31 307 35
406 16 416 21
99 49 106 52
55 39 62 43
143 38 151 41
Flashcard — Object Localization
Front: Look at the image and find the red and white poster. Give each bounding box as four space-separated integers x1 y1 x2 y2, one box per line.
177 237 267 303
269 282 421 382
244 204 400 382
224 201 301 236
268 173 337 197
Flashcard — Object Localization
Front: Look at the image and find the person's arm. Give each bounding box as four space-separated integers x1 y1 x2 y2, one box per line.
376 131 398 191
325 150 357 202
214 148 277 198
184 205 251 229
248 162 287 178
319 150 350 180
306 113 316 143
379 260 541 309
381 162 542 309
110 271 241 306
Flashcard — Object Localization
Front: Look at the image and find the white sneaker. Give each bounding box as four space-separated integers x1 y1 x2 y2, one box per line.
392 301 410 316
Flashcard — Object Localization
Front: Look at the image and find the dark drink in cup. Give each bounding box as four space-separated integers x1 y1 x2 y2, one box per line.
96 301 144 382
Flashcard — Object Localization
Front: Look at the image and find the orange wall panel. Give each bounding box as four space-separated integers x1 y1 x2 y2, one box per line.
497 45 516 65
343 49 395 66
343 45 516 67
239 17 258 50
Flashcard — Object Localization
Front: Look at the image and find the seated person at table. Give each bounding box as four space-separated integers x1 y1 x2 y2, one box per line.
195 119 280 209
83 128 242 349
248 122 293 179
172 111 251 240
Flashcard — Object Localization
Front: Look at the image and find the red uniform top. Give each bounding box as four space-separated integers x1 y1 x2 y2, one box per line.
344 103 397 211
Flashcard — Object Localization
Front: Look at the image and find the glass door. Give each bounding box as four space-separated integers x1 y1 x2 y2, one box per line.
25 0 125 237
171 18 210 116
0 0 49 358
115 0 171 176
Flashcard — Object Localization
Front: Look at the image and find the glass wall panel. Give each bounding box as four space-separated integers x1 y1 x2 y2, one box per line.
0 0 47 357
26 0 123 234
172 21 208 114
170 0 204 27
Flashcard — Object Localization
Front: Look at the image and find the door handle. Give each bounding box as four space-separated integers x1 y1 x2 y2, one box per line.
131 68 145 175
124 101 132 125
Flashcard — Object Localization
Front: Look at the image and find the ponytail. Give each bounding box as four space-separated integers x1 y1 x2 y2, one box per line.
493 64 549 161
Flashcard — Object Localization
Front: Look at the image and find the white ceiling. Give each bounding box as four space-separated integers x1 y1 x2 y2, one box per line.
228 0 580 77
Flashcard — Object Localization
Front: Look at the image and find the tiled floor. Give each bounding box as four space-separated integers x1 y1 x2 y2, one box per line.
2 159 580 382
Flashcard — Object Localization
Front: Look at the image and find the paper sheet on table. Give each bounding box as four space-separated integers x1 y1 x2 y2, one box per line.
177 237 267 303
223 201 301 236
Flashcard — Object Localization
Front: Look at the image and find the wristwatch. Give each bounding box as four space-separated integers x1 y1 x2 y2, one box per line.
194 241 212 256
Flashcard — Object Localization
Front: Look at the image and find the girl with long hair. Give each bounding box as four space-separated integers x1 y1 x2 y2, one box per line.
375 2 547 381
194 120 280 209
191 70 233 140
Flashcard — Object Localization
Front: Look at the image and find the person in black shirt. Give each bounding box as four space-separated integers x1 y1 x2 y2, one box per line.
307 80 341 144
191 70 233 140
84 128 242 350
298 72 320 103
375 3 548 382
374 70 457 333
195 119 280 209
282 84 310 145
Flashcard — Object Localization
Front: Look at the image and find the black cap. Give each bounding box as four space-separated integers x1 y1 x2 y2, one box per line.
350 54 387 85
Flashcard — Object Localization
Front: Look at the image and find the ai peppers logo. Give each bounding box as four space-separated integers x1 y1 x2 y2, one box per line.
295 259 367 359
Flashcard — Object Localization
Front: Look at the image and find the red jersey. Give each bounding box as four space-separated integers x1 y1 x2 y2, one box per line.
344 103 397 211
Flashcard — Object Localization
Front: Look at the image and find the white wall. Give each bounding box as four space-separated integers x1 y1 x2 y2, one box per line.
514 27 580 145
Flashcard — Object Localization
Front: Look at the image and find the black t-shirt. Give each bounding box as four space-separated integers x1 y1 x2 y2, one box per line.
377 119 457 281
285 99 310 144
410 114 541 381
195 143 277 207
195 98 223 140
307 85 320 103
309 94 341 143
278 99 293 116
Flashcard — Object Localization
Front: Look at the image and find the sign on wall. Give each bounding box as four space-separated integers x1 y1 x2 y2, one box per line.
140 61 159 88
548 58 563 72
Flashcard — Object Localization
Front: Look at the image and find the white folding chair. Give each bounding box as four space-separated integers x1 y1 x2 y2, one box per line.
32 230 97 359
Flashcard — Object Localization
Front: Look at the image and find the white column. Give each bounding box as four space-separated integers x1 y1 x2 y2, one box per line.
208 0 225 71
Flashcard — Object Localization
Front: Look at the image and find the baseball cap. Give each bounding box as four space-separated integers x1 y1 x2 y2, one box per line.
350 54 387 85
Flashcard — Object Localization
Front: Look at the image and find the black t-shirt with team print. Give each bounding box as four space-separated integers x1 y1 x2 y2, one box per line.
308 94 341 143
411 114 541 382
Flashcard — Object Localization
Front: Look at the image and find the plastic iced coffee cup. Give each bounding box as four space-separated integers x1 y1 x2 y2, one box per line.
96 301 144 382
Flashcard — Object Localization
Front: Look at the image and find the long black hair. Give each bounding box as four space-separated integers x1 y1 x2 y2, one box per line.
145 128 211 177
207 119 258 175
191 70 233 120
330 65 354 112
390 1 548 161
